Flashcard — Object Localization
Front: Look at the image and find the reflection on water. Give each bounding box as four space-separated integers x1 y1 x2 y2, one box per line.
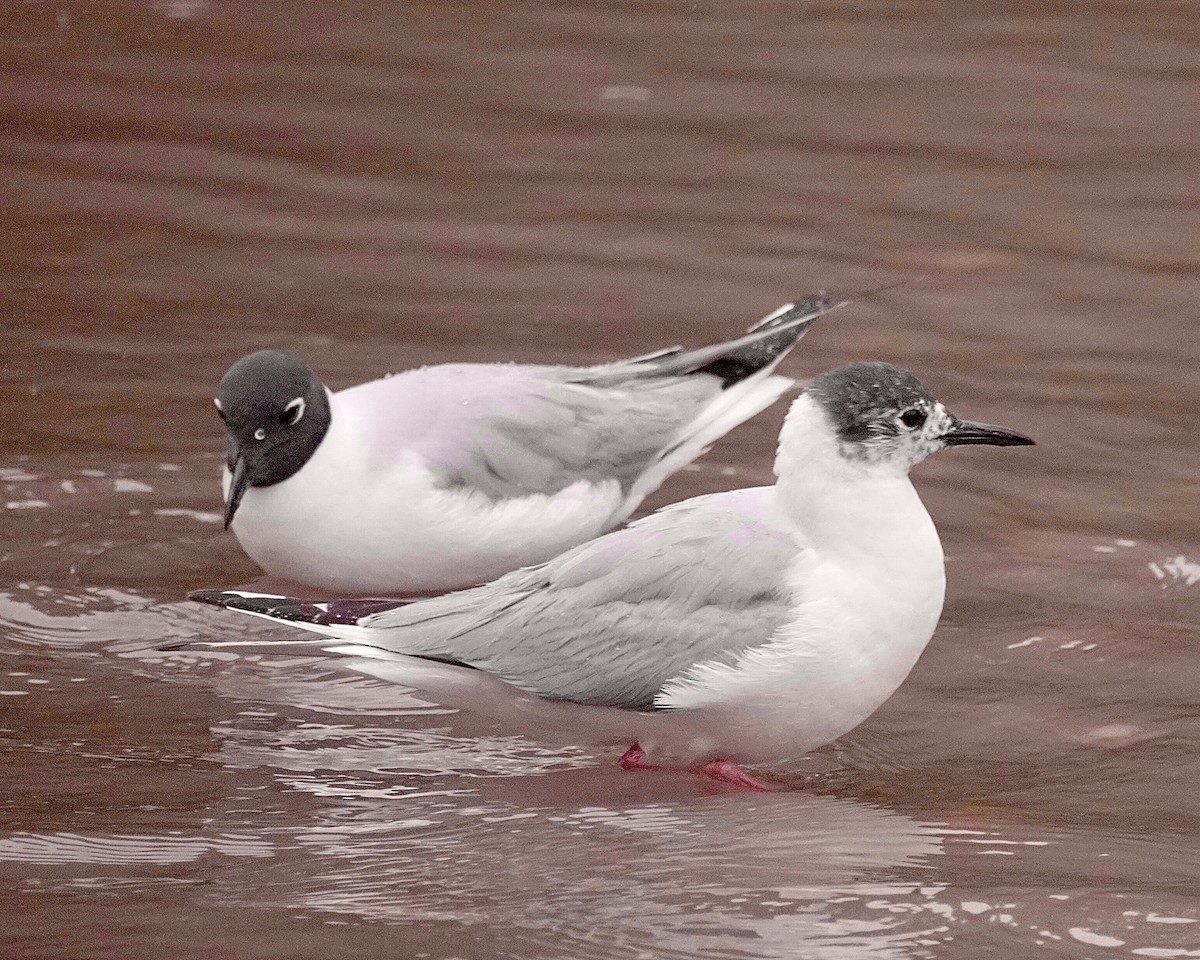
272 793 941 959
4 0 1200 956
3 563 1199 957
215 722 594 781
0 831 273 865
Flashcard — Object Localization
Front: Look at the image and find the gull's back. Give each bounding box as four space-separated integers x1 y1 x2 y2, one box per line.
343 485 799 708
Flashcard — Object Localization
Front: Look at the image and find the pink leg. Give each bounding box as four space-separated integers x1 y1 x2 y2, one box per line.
619 743 771 791
698 758 771 791
618 742 660 771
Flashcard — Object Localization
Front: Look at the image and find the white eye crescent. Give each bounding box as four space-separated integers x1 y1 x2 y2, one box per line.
280 396 306 427
253 428 267 441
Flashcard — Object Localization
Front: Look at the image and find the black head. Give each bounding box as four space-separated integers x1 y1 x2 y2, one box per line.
215 349 332 527
806 361 1033 469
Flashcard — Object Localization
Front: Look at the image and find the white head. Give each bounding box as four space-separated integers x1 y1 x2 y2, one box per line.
776 361 1034 485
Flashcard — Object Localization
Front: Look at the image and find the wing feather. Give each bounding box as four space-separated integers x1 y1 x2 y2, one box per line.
359 487 799 707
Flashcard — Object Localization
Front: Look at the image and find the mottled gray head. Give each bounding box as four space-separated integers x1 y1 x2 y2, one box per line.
806 361 1033 469
215 349 332 528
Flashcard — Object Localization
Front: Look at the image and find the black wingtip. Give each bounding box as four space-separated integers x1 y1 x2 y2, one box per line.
187 589 407 626
188 588 248 607
188 589 314 622
745 293 834 334
696 292 834 387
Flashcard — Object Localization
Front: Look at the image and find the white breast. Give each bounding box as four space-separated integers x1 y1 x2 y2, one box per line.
226 406 625 594
642 395 948 765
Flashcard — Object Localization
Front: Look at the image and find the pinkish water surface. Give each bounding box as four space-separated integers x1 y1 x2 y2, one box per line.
3 2 1199 957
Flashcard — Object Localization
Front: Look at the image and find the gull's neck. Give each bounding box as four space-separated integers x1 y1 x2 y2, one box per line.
773 394 939 560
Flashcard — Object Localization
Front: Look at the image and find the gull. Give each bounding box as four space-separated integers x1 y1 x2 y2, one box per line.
215 296 834 594
188 361 1034 789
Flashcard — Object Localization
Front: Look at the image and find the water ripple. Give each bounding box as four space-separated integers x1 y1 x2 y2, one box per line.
0 830 273 865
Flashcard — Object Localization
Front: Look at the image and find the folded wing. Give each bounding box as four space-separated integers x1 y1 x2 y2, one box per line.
191 487 800 709
405 297 832 508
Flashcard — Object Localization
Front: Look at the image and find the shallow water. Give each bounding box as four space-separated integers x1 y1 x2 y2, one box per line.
3 1 1199 957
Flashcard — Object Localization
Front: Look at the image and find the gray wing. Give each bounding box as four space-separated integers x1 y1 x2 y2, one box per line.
438 375 720 499
358 486 799 708
411 298 829 501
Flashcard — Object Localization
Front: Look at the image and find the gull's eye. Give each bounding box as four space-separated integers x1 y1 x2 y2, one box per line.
279 396 306 426
899 408 927 430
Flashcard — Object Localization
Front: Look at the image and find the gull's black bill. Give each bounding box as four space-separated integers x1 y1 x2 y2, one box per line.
223 454 250 528
943 418 1035 448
